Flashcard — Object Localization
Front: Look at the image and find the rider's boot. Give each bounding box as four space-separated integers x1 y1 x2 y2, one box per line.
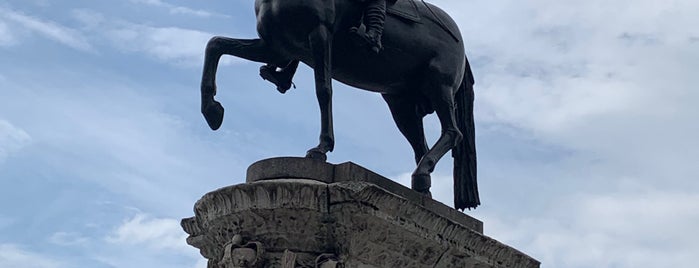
259 60 299 94
350 0 386 54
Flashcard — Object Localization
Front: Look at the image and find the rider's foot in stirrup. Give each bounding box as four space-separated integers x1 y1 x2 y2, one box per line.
350 27 383 54
259 65 295 94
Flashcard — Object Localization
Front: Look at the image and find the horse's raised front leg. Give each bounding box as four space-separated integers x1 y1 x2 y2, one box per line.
201 37 286 130
305 25 334 161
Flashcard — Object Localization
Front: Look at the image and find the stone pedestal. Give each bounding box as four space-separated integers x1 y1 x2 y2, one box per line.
182 157 540 268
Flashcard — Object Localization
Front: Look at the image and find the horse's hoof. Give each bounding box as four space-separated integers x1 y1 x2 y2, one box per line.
305 150 327 162
411 173 431 193
416 189 432 199
203 100 224 130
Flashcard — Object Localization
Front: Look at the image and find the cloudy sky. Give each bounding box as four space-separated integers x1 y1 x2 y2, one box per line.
1 0 697 267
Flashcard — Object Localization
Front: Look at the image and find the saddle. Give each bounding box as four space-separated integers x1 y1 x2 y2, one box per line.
387 0 460 42
387 0 420 23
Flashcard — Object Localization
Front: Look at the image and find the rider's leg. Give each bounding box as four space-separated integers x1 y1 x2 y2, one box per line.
259 60 300 94
364 0 386 52
351 0 387 53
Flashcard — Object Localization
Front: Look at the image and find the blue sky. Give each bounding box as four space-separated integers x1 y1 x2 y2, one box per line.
1 0 698 267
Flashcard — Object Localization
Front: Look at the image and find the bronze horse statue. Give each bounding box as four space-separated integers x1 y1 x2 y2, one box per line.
200 0 479 210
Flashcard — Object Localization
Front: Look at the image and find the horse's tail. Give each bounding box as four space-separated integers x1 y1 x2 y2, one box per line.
453 55 479 210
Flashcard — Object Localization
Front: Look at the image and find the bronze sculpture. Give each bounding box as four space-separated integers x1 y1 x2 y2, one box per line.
199 0 479 210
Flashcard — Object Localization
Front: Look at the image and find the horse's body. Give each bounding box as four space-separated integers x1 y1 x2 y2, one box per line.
200 0 479 209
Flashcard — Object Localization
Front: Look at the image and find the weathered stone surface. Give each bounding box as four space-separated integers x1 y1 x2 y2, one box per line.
183 158 540 268
247 157 335 183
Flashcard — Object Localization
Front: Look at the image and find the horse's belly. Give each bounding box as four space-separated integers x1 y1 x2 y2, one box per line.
327 35 432 93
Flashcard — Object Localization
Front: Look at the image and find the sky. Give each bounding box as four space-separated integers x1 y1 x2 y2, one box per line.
1 0 698 267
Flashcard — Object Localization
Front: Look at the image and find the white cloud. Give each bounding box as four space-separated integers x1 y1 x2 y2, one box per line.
0 7 92 51
0 244 64 268
106 213 189 252
428 0 699 183
0 120 32 162
415 1 699 267
48 232 90 246
106 23 222 66
0 21 18 46
0 63 246 214
112 22 243 67
129 0 227 18
480 189 699 268
101 213 205 268
71 9 106 31
68 8 238 67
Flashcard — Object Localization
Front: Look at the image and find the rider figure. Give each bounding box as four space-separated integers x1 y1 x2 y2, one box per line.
259 0 396 93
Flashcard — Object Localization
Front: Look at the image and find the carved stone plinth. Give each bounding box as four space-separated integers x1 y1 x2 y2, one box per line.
182 157 540 268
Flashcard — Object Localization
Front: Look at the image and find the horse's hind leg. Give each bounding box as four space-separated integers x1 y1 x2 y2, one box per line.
382 94 429 165
412 76 463 195
201 37 288 130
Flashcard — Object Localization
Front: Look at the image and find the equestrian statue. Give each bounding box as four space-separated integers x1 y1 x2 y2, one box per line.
200 0 479 210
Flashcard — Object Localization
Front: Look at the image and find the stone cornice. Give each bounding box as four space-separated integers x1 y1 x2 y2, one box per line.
183 158 540 268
